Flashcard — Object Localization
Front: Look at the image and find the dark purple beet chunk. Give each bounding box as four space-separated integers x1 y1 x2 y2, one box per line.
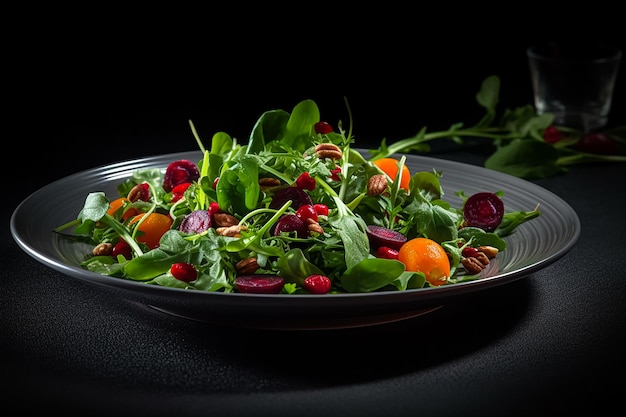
273 214 309 238
163 160 200 192
366 225 407 250
269 187 312 210
463 192 504 232
235 275 285 294
179 210 212 234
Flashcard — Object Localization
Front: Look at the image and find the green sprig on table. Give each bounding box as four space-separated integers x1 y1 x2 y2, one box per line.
368 75 626 179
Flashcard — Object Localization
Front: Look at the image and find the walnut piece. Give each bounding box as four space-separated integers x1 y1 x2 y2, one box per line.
92 242 112 256
216 225 247 237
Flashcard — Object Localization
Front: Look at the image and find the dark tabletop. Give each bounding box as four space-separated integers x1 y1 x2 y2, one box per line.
4 33 626 416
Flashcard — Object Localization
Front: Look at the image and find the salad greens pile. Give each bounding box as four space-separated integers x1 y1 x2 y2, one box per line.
55 96 541 294
372 75 626 179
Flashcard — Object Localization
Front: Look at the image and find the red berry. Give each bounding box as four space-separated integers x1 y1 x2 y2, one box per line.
543 126 563 144
303 274 332 294
314 121 333 134
208 201 221 215
171 182 192 202
462 247 479 258
574 133 618 155
112 240 132 259
313 203 329 216
295 204 318 222
375 246 399 259
330 166 341 181
170 262 198 282
295 172 316 190
212 177 219 190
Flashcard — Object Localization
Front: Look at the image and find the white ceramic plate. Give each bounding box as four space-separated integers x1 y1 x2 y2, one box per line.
11 150 580 330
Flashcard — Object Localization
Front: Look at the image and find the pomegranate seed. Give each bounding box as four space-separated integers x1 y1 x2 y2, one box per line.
313 203 329 216
375 246 399 259
212 177 219 190
574 133 618 155
330 166 341 181
171 182 192 202
208 201 221 215
295 204 318 222
314 121 333 134
543 126 563 144
170 262 198 282
462 247 479 258
303 274 332 294
112 240 132 259
295 172 316 190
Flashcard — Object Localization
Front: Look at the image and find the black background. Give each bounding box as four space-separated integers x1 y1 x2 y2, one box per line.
18 12 626 185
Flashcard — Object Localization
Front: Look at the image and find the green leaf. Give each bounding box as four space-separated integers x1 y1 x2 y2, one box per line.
79 192 109 222
246 109 290 154
485 138 565 179
340 258 406 293
473 75 500 128
276 248 326 286
284 99 320 151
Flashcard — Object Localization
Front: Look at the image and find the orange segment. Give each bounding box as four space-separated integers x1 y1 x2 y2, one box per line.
373 158 411 191
129 212 173 249
397 237 450 286
107 197 139 221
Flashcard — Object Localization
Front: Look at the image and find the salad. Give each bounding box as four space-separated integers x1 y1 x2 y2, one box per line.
55 99 540 295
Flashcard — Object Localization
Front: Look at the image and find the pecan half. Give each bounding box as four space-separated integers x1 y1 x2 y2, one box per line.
367 174 388 196
305 217 324 235
127 183 150 202
461 257 485 275
213 212 239 227
477 245 499 259
236 258 259 275
315 143 342 160
474 252 490 266
258 177 281 188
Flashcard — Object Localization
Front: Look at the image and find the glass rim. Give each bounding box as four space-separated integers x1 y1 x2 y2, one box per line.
527 42 622 64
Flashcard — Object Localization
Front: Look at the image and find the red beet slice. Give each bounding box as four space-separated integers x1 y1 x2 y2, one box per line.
163 160 200 192
235 275 285 294
366 225 408 251
463 192 504 232
273 214 309 238
179 210 212 234
269 187 312 210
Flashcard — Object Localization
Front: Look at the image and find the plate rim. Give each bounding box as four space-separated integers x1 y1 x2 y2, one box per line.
10 150 581 328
